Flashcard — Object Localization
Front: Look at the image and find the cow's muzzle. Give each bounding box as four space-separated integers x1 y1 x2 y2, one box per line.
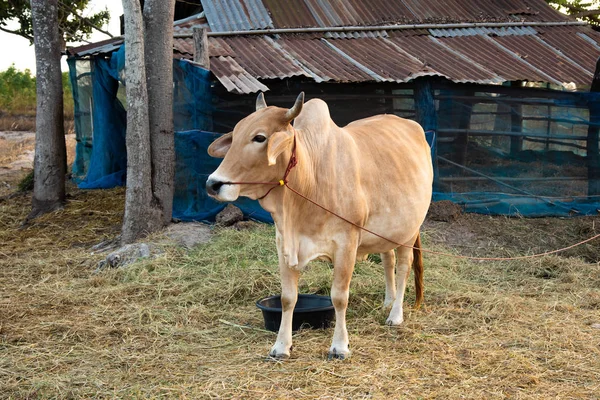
206 177 224 197
206 175 241 201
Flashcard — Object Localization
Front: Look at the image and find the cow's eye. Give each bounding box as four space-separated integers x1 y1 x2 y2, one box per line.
253 134 267 143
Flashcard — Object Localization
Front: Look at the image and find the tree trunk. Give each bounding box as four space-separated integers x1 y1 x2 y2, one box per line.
144 0 176 225
121 0 162 244
28 0 66 220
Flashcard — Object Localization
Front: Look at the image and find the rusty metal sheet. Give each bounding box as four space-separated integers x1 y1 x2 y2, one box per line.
345 0 416 25
302 0 360 27
439 35 550 83
278 37 373 82
262 0 572 29
324 37 426 82
173 13 209 35
174 38 195 58
493 34 593 85
201 0 273 32
68 37 123 57
210 56 269 94
262 0 318 28
538 27 600 74
208 37 236 57
221 36 309 80
389 35 500 83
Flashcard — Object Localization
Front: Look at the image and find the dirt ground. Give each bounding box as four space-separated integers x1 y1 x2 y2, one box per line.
1 136 600 399
0 131 76 197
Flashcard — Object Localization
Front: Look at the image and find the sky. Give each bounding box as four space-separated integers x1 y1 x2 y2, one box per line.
0 0 124 75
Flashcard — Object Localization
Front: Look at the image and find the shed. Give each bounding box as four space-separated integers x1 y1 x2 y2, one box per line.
67 0 600 219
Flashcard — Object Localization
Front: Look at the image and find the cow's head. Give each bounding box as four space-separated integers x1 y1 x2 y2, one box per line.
206 92 304 201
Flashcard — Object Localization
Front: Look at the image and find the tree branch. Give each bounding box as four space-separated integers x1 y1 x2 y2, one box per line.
58 1 113 38
573 9 600 18
0 25 33 41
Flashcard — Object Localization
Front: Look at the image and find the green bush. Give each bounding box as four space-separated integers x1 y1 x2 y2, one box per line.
0 64 74 117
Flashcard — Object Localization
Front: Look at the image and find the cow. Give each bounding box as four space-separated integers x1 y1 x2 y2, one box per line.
206 92 433 360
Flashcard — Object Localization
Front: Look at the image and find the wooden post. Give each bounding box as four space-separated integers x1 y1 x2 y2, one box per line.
438 88 472 166
414 79 439 189
510 82 523 156
587 57 600 196
455 91 473 167
493 99 510 149
193 27 210 69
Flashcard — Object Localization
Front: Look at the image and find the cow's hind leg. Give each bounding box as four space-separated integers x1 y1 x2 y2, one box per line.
328 244 358 360
386 234 418 326
382 250 396 308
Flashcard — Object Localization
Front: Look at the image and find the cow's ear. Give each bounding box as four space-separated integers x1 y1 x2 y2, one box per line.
208 132 232 158
267 130 293 166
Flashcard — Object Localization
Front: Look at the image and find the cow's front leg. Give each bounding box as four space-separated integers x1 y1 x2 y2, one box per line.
328 245 358 360
269 262 299 359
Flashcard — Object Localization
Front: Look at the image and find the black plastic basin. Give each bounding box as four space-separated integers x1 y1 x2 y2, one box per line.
256 294 335 332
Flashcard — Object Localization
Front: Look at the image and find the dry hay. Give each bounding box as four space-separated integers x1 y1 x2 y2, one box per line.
1 189 600 399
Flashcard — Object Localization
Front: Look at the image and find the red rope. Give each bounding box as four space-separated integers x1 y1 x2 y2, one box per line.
223 136 600 261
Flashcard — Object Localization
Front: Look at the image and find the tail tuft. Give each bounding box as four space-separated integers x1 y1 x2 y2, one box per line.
412 233 424 308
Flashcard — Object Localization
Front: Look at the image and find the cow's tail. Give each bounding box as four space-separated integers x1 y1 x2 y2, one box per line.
412 232 424 309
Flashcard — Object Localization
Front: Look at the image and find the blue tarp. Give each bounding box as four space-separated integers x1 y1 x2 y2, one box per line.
68 49 270 222
173 130 272 222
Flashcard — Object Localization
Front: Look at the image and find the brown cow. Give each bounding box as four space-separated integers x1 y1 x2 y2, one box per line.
206 93 433 359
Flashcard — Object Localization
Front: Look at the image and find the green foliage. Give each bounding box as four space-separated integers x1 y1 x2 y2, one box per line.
0 65 36 113
0 0 110 45
0 64 74 116
545 0 600 25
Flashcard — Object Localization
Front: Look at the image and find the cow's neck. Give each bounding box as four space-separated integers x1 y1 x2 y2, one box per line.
260 126 325 213
259 126 338 268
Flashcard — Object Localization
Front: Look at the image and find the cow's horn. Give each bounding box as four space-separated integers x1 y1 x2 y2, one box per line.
285 92 304 121
256 92 267 111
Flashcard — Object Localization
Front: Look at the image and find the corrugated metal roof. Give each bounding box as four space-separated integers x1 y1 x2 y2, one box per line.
220 36 309 80
173 38 194 58
538 27 599 73
210 56 269 94
200 0 273 32
201 25 598 92
493 34 593 84
69 1 598 94
389 35 501 84
67 37 123 57
438 35 551 83
173 12 209 35
323 37 427 82
259 0 570 28
278 37 373 82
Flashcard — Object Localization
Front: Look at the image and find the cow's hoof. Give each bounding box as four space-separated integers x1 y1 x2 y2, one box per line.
267 353 289 361
267 350 289 360
268 345 292 360
327 348 349 360
385 317 404 326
